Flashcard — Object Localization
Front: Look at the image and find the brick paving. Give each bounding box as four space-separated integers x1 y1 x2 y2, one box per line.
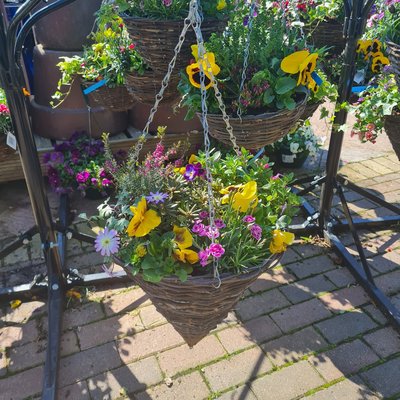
0 153 399 399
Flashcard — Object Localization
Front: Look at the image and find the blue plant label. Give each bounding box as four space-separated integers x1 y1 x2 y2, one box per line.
311 72 323 86
351 85 378 93
83 79 107 95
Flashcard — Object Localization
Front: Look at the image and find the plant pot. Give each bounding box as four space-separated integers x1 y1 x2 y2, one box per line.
275 147 310 168
33 0 102 51
386 40 400 91
115 254 281 346
83 187 114 200
303 18 346 54
203 94 307 150
384 113 400 161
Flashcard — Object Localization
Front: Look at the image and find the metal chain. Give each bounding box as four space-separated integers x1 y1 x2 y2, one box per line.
128 4 195 164
237 0 257 120
291 0 306 40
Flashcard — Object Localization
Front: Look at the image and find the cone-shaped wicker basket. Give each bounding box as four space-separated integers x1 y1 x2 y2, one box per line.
204 94 307 150
116 254 281 347
384 114 400 161
386 40 400 90
81 83 135 112
300 100 323 121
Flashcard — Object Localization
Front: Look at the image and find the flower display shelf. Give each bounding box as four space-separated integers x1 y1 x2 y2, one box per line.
117 254 281 347
0 127 202 184
386 40 400 90
204 95 307 150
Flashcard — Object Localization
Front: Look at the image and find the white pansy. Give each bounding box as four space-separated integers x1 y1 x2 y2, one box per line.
290 142 300 153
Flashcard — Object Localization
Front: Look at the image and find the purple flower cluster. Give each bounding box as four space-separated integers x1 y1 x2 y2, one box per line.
242 215 262 241
198 243 225 267
183 163 205 181
192 212 226 239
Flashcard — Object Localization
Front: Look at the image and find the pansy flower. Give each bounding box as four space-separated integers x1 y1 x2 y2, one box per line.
126 198 161 237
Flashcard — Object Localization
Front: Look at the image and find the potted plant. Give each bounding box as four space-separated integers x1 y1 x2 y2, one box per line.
350 73 400 160
0 88 12 139
269 122 323 168
43 131 121 197
89 126 299 345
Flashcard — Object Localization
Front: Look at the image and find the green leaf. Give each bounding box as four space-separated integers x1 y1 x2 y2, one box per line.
283 97 296 110
275 77 297 95
141 255 154 270
175 268 188 282
143 270 163 283
263 88 275 105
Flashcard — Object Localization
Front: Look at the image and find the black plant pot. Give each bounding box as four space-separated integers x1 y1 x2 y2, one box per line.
83 187 113 200
275 147 310 168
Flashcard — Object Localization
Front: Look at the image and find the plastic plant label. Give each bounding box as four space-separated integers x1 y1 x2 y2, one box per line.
6 132 17 150
353 69 365 84
282 154 296 163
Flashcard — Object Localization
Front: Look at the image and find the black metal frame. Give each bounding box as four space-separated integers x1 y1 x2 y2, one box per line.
0 0 399 399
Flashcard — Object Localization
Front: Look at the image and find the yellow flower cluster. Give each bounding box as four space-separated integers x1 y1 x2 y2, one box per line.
173 226 199 264
357 39 389 73
220 181 258 212
269 229 295 254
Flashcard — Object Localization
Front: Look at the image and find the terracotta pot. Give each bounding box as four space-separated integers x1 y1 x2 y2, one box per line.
129 102 202 134
33 0 102 51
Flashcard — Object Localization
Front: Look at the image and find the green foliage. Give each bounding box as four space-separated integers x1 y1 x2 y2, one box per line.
0 88 12 135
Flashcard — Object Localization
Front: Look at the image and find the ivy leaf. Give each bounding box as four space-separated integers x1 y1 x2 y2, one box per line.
275 77 297 95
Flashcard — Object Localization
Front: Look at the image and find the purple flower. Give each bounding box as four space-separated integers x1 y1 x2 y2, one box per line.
205 225 220 239
183 163 205 181
146 191 169 204
162 0 172 6
49 151 64 166
71 149 81 164
199 211 209 220
43 152 51 164
66 166 74 176
250 224 262 241
99 168 107 178
192 222 206 234
76 171 90 183
101 178 112 187
91 178 98 185
208 243 225 258
243 215 255 224
214 219 226 229
198 248 210 267
271 173 282 180
94 227 120 256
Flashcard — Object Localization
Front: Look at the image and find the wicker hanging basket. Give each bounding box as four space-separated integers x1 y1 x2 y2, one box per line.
125 69 180 104
386 40 400 90
116 255 281 347
303 19 346 54
81 83 135 112
384 113 400 160
204 95 307 150
122 16 227 73
300 100 323 121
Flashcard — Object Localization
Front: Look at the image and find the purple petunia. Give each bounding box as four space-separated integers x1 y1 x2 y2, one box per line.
76 171 90 183
102 178 112 187
146 191 169 204
94 227 120 257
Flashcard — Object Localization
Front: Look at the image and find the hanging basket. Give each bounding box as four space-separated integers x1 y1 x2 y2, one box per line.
125 70 180 104
81 83 135 112
303 19 346 54
385 40 400 90
384 113 400 160
204 95 307 150
116 254 281 347
122 16 227 73
300 100 323 121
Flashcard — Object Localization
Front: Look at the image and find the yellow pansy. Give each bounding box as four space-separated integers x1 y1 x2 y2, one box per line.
217 0 227 10
174 167 186 174
281 50 310 74
269 229 295 254
135 245 147 258
186 48 220 90
66 289 81 299
220 184 242 204
127 198 161 237
173 225 193 249
371 54 390 73
10 299 22 309
232 181 258 212
188 154 198 164
173 248 199 264
357 39 372 54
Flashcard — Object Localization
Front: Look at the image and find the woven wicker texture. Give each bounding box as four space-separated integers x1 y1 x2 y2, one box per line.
120 255 281 346
122 16 227 73
204 95 307 150
304 19 345 54
125 70 180 104
384 114 400 161
82 83 135 112
386 40 400 89
300 100 323 120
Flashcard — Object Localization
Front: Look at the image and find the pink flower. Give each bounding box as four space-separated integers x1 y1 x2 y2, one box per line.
192 222 206 235
199 211 209 220
162 0 172 6
129 43 135 50
0 104 9 114
102 178 112 187
214 219 226 229
76 171 90 183
250 224 262 240
264 163 270 169
208 243 225 259
198 249 210 267
366 123 375 131
271 173 282 180
242 215 255 224
205 225 220 239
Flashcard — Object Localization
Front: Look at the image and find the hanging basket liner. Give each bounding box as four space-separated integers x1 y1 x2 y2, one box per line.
384 113 400 161
303 18 346 55
81 83 135 112
115 254 282 347
125 69 180 104
203 94 307 150
300 100 323 121
122 15 228 73
386 40 400 91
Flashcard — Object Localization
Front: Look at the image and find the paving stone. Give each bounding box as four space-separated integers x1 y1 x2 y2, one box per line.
203 347 273 392
217 385 257 400
280 248 302 264
287 255 335 279
249 268 296 293
315 310 377 344
362 304 388 325
363 327 400 358
103 288 150 316
361 357 400 398
0 365 43 400
0 319 38 349
368 252 400 274
139 304 167 328
136 371 209 400
235 289 290 321
360 159 393 175
158 335 226 377
250 360 324 400
280 275 336 303
78 313 144 350
270 298 331 333
116 323 184 364
0 300 46 323
303 377 380 400
391 293 400 309
372 157 400 172
318 286 370 313
63 302 104 329
262 326 328 367
309 340 380 381
324 268 356 288
8 340 46 372
87 356 163 399
294 244 326 259
0 351 6 377
214 312 239 330
59 342 122 387
59 381 91 400
216 326 255 353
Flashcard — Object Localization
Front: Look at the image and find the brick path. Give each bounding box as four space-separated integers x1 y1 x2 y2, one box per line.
0 153 399 399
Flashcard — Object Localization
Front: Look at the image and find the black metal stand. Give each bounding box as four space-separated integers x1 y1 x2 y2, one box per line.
290 0 400 332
